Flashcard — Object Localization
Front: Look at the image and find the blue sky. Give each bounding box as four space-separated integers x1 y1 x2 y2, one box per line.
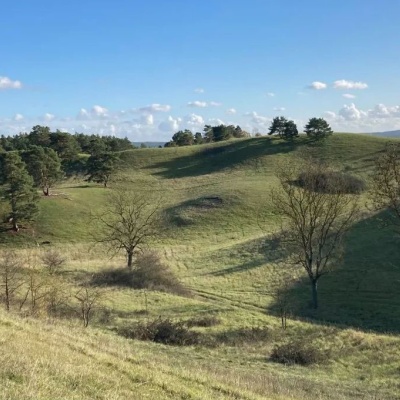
1 0 399 139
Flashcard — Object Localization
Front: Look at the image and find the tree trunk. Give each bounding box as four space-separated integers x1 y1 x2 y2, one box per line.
311 279 318 309
12 219 19 232
43 186 49 196
127 251 133 270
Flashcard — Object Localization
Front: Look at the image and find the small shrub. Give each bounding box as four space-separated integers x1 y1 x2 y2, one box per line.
90 251 189 296
41 249 66 274
185 315 221 328
118 318 201 346
297 171 365 194
270 339 330 366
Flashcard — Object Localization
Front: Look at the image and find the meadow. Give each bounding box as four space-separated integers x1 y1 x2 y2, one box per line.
1 133 400 400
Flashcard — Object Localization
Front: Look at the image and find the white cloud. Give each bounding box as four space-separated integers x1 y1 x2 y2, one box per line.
273 107 286 111
140 114 154 125
0 76 22 90
333 80 368 90
159 116 182 132
324 111 337 119
308 81 327 90
139 104 171 113
338 103 367 120
194 88 205 93
188 101 207 108
92 105 108 117
343 93 356 99
226 108 237 114
209 118 225 126
266 92 275 97
43 113 55 121
185 113 204 127
210 101 222 107
14 113 24 121
368 104 400 119
78 108 90 119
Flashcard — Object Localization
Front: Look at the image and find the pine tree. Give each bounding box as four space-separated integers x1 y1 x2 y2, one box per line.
0 152 39 231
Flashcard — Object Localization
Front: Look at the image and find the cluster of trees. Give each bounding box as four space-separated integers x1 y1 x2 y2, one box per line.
165 124 250 147
0 126 133 155
0 126 127 231
268 117 333 140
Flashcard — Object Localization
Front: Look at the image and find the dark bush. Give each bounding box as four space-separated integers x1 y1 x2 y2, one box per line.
297 171 365 194
118 318 201 346
185 315 221 328
90 251 189 296
270 339 330 366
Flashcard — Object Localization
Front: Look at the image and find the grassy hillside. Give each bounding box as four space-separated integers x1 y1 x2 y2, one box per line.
1 133 400 399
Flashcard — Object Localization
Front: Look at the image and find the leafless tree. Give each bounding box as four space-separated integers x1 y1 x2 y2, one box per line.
0 251 23 311
370 142 400 227
74 286 103 327
271 159 360 309
92 187 163 269
41 249 66 274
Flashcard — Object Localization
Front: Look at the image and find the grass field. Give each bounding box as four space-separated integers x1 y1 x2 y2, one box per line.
1 133 400 399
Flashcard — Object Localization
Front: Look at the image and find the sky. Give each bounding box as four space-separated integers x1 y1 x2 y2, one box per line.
1 0 399 140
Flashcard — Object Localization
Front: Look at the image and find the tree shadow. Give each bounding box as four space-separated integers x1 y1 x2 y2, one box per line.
267 210 400 333
146 137 307 179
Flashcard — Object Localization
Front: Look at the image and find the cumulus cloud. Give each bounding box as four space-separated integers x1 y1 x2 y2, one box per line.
159 116 182 132
139 104 171 113
333 80 368 90
194 88 204 93
343 93 356 99
208 118 225 126
188 101 207 108
0 76 22 90
308 81 327 90
368 104 400 118
140 114 154 126
338 103 367 120
226 108 237 114
14 113 24 121
92 105 108 117
210 101 222 107
185 113 204 127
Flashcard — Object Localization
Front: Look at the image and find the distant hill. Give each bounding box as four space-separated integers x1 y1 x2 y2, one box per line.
369 130 400 138
132 141 166 148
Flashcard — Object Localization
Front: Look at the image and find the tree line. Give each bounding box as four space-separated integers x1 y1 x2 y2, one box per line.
165 117 333 147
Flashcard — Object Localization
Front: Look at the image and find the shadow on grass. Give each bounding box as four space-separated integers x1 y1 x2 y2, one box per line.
146 136 308 179
206 234 285 277
267 210 400 334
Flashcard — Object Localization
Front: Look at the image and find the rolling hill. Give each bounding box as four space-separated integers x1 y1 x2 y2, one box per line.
1 133 399 400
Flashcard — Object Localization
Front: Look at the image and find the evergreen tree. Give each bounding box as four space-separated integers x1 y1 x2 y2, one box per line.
0 152 39 231
282 120 299 140
268 116 288 137
86 152 119 188
304 117 333 139
22 146 63 195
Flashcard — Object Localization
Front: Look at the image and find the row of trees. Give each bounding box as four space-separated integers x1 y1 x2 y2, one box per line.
268 117 333 140
165 124 250 147
0 126 133 155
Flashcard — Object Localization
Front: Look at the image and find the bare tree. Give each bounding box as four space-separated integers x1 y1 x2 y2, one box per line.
271 159 360 309
370 142 400 227
0 251 23 311
74 286 103 327
41 249 66 274
92 187 163 269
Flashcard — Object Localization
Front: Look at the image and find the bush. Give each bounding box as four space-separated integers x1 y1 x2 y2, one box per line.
297 170 365 194
270 339 330 366
41 249 66 274
118 318 201 346
90 251 189 296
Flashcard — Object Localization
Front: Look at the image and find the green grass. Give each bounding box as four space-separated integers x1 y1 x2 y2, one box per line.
1 133 400 399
